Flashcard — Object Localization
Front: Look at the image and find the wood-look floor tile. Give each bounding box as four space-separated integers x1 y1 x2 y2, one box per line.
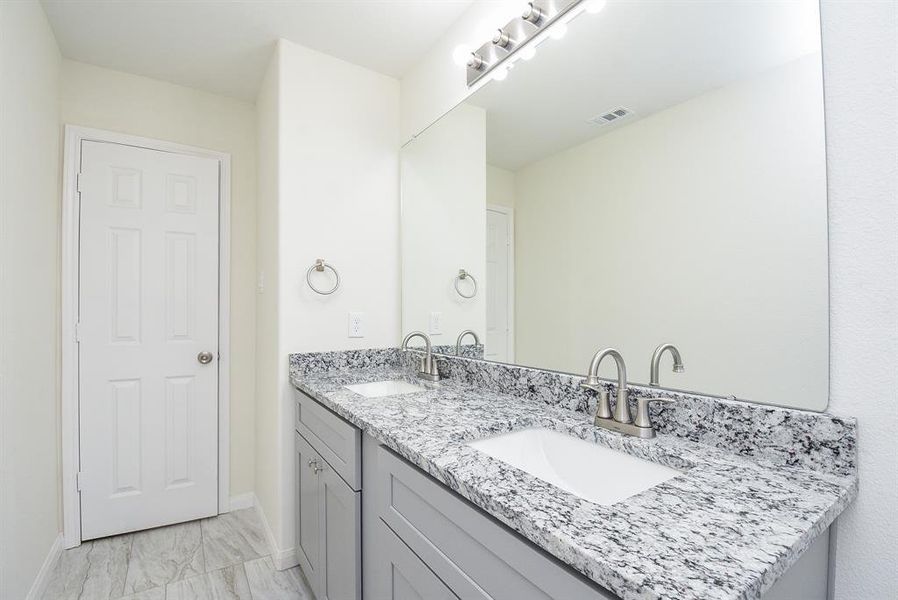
243 556 312 600
200 508 268 572
165 564 252 600
120 586 165 600
123 521 205 594
41 535 132 600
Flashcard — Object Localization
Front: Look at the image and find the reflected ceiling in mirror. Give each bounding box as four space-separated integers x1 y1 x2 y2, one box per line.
400 0 828 410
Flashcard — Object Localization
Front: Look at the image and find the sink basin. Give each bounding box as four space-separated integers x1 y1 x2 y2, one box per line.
467 427 681 505
344 380 426 398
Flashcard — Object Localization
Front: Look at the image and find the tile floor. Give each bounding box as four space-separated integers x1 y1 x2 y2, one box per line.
41 509 312 600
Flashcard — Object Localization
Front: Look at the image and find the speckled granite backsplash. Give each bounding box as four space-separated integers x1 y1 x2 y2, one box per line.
429 343 484 359
288 347 856 479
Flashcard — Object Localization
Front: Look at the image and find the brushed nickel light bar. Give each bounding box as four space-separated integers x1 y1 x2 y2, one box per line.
465 0 583 86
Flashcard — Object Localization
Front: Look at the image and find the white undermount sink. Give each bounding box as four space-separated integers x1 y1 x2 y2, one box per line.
344 380 426 398
467 427 681 505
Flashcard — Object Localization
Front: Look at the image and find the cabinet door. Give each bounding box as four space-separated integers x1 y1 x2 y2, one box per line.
295 433 322 598
319 464 361 600
371 520 458 600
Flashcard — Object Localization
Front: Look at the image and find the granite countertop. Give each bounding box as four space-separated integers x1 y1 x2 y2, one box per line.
290 366 857 600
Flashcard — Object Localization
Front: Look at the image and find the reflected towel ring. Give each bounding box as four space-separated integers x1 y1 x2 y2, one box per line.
306 259 340 295
454 269 477 299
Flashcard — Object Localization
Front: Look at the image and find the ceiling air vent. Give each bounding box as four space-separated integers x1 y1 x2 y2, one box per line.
587 107 634 126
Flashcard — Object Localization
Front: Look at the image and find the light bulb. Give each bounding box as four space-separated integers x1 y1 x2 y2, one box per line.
452 44 472 67
474 18 496 43
518 45 536 61
491 65 509 81
549 23 568 40
585 0 607 14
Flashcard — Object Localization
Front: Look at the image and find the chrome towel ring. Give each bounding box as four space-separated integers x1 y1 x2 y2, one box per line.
306 259 340 295
454 269 477 299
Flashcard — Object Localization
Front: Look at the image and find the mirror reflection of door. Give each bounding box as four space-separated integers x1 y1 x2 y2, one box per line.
486 205 513 363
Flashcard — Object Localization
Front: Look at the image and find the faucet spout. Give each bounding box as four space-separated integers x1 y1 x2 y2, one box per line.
455 329 480 356
586 348 631 424
649 343 684 387
402 330 432 354
401 331 441 382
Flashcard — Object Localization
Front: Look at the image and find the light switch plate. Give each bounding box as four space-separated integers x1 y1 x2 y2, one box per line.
348 312 364 338
429 311 443 335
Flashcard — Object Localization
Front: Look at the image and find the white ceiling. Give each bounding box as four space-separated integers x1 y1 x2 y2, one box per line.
465 0 823 170
41 0 473 101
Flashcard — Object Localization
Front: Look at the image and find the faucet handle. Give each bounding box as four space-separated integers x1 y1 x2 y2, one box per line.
595 389 613 421
580 379 613 422
634 396 674 429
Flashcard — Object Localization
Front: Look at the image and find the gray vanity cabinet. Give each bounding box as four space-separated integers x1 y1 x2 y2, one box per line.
294 432 323 593
372 444 617 600
294 388 362 600
320 465 361 600
370 519 459 600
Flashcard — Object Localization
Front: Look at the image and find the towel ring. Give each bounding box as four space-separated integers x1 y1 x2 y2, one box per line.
306 259 340 295
454 269 477 299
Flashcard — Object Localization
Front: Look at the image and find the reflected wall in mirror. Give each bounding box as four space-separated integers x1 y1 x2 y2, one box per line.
401 0 828 410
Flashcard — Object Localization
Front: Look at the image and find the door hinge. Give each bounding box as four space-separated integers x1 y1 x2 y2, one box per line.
76 471 83 492
76 172 82 193
74 321 81 343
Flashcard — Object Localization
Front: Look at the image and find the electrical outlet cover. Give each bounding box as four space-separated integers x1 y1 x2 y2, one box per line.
429 311 443 335
348 312 364 338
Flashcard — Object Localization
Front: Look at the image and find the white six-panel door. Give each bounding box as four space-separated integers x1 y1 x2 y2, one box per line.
78 140 220 540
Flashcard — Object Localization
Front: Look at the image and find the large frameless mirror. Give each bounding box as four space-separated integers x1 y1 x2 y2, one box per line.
401 0 828 410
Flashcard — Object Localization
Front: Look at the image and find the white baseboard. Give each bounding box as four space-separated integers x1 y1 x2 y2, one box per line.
25 534 62 600
253 494 298 571
228 492 255 511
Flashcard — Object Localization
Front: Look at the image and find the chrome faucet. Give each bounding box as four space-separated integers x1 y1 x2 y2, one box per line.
650 343 684 387
401 331 441 382
580 347 670 439
455 329 480 356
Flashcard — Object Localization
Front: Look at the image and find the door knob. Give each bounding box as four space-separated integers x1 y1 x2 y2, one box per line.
197 351 214 365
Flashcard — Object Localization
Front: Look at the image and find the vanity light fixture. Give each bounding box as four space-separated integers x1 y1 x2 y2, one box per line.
467 53 485 70
492 28 512 48
452 44 473 67
465 0 591 86
522 2 545 24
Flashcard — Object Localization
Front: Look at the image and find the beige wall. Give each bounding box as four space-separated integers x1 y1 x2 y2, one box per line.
0 1 62 597
400 1 516 143
486 164 515 208
254 39 401 559
513 56 828 408
402 104 486 343
822 1 898 597
59 60 258 496
253 42 281 555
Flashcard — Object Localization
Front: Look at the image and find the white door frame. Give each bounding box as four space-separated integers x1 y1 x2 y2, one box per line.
61 125 231 548
486 204 515 363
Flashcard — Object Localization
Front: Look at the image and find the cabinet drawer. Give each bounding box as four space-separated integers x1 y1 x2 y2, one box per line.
294 387 361 490
376 445 616 600
372 520 458 600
